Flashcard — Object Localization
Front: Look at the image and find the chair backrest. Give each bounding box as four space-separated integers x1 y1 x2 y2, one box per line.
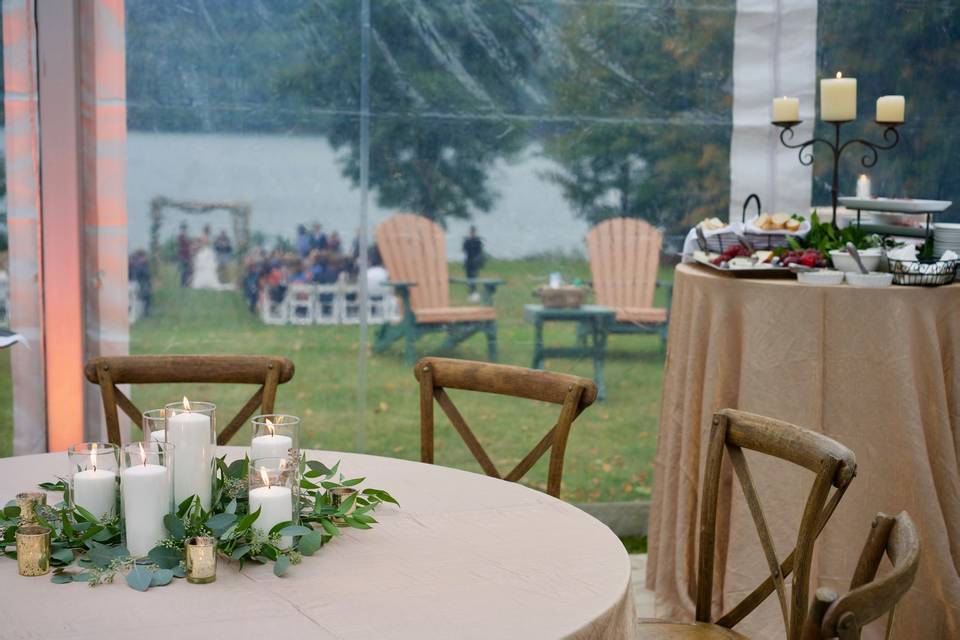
802 511 920 640
414 357 597 497
84 355 295 445
697 409 858 640
375 213 450 312
586 217 662 310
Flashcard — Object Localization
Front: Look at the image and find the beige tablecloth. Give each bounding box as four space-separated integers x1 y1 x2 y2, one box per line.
647 264 960 639
0 447 635 639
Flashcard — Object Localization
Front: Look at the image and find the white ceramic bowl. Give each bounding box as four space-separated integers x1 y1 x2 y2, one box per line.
797 269 845 286
845 271 893 288
829 248 883 273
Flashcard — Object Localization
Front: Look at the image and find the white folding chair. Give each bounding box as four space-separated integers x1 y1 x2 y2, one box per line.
287 283 316 325
260 288 289 325
315 283 340 324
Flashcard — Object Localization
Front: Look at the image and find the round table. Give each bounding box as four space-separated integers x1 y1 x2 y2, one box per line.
646 264 960 639
0 447 635 639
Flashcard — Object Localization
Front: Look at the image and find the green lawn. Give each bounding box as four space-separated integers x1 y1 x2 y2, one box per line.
0 258 669 502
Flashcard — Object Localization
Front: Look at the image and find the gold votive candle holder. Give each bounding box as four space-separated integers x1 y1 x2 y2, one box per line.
185 536 217 584
329 487 357 526
16 525 51 576
16 492 46 524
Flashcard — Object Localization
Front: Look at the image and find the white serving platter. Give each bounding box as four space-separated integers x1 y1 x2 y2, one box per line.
838 197 952 213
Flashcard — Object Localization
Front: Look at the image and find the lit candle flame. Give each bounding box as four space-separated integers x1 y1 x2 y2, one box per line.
266 417 275 437
182 396 191 411
836 71 842 79
138 442 147 466
90 442 97 472
259 466 271 489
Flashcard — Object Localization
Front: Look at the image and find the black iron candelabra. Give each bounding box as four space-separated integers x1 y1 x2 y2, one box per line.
772 119 901 226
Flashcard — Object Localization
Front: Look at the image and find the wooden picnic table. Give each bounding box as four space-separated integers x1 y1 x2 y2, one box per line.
523 304 616 400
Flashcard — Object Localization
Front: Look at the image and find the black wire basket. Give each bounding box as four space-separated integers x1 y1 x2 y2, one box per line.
888 258 958 287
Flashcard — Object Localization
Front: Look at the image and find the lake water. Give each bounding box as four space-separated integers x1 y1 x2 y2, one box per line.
127 131 589 260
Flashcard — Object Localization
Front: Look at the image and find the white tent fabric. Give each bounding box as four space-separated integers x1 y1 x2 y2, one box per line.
729 0 819 222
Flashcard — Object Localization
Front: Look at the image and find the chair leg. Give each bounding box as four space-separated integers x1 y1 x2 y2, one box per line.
404 326 417 365
485 321 498 362
576 321 589 347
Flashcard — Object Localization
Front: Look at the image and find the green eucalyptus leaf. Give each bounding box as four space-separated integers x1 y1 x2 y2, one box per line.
163 513 186 539
125 564 153 592
273 554 290 577
268 520 294 536
344 516 371 530
92 527 116 542
73 572 92 582
206 512 237 535
86 542 117 568
230 544 252 561
147 546 182 570
78 524 104 542
278 524 312 537
51 548 75 564
260 545 278 561
297 531 323 556
335 493 357 517
235 507 261 533
352 513 377 524
150 568 174 587
51 572 74 584
339 477 365 487
227 459 247 479
306 460 333 476
300 478 320 490
73 504 99 524
172 565 186 578
319 519 340 537
225 499 237 515
362 489 399 506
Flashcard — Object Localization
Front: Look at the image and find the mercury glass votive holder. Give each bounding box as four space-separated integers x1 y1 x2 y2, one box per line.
120 442 175 559
67 442 119 521
15 492 46 525
250 414 301 465
248 457 298 547
16 525 51 576
184 536 217 584
329 487 357 527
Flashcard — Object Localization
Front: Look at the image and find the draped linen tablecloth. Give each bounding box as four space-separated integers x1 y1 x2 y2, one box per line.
646 264 960 639
0 447 636 639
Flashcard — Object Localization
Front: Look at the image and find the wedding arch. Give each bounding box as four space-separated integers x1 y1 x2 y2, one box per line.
148 196 252 264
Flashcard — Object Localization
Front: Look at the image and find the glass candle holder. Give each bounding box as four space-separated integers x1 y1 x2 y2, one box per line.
250 414 300 464
329 487 357 527
67 442 119 521
15 492 46 525
142 408 169 443
248 456 298 548
120 442 174 558
16 525 50 576
184 536 217 584
164 399 216 511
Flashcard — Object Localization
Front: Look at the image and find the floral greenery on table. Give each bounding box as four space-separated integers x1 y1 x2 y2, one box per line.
0 455 398 591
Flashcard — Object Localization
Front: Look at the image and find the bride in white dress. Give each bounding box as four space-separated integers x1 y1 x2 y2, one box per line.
191 228 233 290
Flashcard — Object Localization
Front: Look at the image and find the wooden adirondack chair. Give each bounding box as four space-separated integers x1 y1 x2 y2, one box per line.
374 213 503 363
585 217 671 349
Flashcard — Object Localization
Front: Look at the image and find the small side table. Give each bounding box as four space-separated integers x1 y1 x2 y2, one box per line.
523 304 616 400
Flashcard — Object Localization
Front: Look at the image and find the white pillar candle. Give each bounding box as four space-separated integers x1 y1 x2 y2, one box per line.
149 429 166 443
251 433 293 461
820 72 857 121
856 174 872 199
121 463 170 557
167 401 213 510
772 97 799 123
249 485 293 548
876 95 905 123
73 468 116 520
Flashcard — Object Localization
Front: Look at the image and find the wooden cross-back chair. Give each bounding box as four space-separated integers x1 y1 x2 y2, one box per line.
374 214 503 364
84 355 295 445
414 357 597 497
639 409 857 640
585 217 671 349
802 511 920 640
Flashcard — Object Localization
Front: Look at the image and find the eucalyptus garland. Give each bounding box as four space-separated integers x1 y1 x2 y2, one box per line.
0 455 398 591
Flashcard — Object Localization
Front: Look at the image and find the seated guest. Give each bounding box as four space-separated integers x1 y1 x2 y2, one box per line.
288 260 310 283
327 231 342 254
296 225 312 259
